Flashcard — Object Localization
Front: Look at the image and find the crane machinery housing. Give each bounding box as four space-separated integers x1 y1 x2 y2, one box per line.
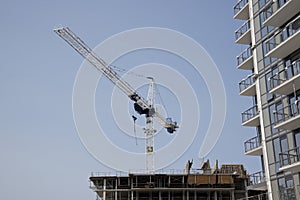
54 27 179 173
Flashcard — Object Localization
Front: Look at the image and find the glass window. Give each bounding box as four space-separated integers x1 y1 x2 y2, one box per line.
269 100 282 134
259 5 274 38
274 136 289 172
278 175 296 200
278 0 289 8
294 129 300 148
262 40 277 67
259 0 271 9
273 138 280 161
265 66 279 100
288 90 300 117
280 137 288 154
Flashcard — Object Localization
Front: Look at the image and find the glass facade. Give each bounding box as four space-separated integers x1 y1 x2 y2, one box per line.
234 0 300 199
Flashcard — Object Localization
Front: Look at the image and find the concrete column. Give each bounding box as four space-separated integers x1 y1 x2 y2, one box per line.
231 191 235 200
103 179 106 200
115 178 117 200
244 179 248 199
214 191 217 200
248 0 273 200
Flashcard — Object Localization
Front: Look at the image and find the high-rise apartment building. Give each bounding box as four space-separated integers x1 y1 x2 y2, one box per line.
234 0 300 199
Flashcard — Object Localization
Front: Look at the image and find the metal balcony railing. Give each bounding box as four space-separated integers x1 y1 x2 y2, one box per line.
273 101 300 125
242 105 259 123
278 0 291 9
239 73 256 93
264 0 291 21
279 146 300 168
234 0 249 15
237 193 268 200
237 46 252 66
279 186 296 200
269 59 300 90
249 171 265 186
265 17 300 54
244 135 262 153
235 20 250 40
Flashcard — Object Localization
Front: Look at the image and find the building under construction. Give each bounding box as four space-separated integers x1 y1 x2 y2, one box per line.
89 160 267 200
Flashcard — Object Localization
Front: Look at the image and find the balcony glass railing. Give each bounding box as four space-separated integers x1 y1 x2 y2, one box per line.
234 0 249 15
278 0 290 9
237 46 252 66
249 171 265 186
273 101 300 125
269 59 300 90
242 105 259 123
235 20 250 41
279 186 296 200
265 17 300 54
244 135 262 153
239 73 256 93
279 146 300 168
264 0 291 21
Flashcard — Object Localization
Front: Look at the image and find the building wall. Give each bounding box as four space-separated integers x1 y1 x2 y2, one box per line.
235 0 300 199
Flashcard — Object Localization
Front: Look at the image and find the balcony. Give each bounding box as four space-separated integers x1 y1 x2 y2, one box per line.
238 193 268 200
234 0 250 20
244 136 263 156
274 102 300 130
247 171 267 191
279 187 296 200
235 21 251 44
269 60 300 95
242 105 260 127
237 46 253 70
239 73 257 96
265 17 300 58
264 0 300 27
279 146 300 173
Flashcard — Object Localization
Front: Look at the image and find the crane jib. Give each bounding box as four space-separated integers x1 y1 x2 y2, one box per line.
54 26 178 134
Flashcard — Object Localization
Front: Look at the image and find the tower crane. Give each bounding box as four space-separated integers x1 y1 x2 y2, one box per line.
54 27 179 173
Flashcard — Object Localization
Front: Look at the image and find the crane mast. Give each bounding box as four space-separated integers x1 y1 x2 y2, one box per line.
54 27 179 173
145 77 155 173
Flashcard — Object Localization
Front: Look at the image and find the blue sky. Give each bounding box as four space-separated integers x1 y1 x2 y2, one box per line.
0 1 260 199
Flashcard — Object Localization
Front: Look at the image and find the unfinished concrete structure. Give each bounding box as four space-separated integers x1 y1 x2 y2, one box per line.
90 160 265 200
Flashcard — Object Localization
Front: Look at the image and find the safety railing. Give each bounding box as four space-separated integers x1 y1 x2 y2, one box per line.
264 17 300 54
237 46 252 66
279 146 300 168
237 192 268 200
279 186 296 200
239 73 256 93
249 171 265 186
234 0 249 15
242 105 259 123
235 20 250 41
269 59 300 90
273 101 300 125
244 135 262 153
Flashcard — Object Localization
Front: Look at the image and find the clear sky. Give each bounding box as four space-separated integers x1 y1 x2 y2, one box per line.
0 1 260 200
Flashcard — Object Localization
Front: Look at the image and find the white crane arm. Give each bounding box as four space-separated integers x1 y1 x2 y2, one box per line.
54 27 178 133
